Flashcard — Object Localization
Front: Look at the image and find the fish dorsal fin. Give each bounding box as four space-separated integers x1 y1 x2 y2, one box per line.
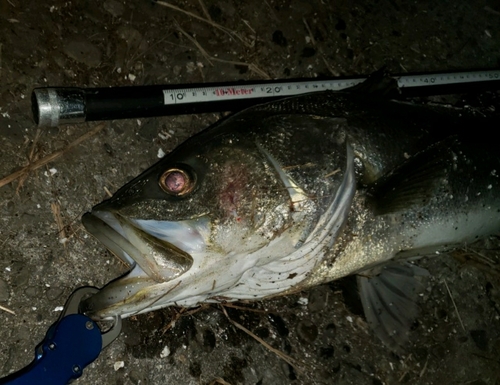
357 262 430 352
346 67 401 98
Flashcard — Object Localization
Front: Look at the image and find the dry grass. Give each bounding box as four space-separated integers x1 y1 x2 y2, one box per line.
155 1 254 47
220 305 306 374
175 22 269 79
442 278 466 332
451 246 500 278
0 123 106 190
159 305 209 336
50 202 67 244
0 305 15 315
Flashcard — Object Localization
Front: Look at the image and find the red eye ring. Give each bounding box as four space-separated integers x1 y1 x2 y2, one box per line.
159 168 195 196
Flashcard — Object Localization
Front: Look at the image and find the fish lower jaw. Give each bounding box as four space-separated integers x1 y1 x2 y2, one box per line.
84 251 246 319
91 234 329 319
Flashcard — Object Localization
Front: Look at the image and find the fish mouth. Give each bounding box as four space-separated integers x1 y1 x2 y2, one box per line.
81 210 208 319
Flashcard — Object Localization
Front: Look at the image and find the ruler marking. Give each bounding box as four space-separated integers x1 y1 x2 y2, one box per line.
162 70 500 105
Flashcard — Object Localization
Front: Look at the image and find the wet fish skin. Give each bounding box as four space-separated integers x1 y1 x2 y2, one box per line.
81 89 500 331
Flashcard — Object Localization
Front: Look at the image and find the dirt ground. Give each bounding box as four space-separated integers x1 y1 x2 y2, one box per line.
1 0 500 384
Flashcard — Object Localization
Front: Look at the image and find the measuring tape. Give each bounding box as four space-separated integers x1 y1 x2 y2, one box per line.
32 69 500 127
163 69 500 106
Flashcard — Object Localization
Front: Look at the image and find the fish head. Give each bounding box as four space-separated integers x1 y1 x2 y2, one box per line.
81 118 350 320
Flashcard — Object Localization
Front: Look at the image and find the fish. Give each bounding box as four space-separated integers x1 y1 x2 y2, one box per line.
81 80 500 349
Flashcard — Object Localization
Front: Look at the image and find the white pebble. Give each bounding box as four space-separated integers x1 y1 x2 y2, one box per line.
54 306 64 312
157 148 166 158
297 297 308 305
160 345 170 358
114 361 125 371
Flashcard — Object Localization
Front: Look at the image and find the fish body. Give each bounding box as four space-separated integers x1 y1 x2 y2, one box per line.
82 88 500 341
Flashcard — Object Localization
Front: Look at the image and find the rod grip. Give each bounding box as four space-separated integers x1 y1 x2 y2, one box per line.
32 88 86 127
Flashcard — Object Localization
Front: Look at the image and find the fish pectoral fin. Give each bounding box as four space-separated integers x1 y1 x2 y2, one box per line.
368 140 450 215
357 262 429 353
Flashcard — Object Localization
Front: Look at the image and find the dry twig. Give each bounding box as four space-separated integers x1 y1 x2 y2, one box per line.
419 355 429 378
197 0 212 22
104 186 113 198
155 1 253 47
0 305 15 315
220 305 304 373
160 305 208 336
175 22 269 78
220 303 268 313
0 123 106 189
451 247 500 278
15 128 43 192
324 168 341 178
302 17 340 76
176 22 214 65
302 18 316 46
50 202 66 244
442 279 466 332
484 6 500 16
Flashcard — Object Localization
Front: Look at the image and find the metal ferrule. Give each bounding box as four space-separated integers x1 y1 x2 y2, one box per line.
32 88 86 127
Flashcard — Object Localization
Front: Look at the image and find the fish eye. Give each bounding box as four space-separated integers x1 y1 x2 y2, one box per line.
159 168 195 196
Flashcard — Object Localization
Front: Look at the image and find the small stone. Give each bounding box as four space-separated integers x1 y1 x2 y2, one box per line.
308 287 329 312
137 118 158 142
296 320 318 343
116 26 143 49
160 345 170 358
129 370 148 385
103 0 124 17
114 361 125 371
46 287 64 301
280 362 297 381
24 286 38 298
14 268 30 287
63 37 102 68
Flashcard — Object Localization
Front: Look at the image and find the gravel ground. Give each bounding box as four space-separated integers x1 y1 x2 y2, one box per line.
1 1 500 384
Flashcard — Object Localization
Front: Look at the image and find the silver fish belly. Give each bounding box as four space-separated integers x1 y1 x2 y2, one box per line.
81 90 500 332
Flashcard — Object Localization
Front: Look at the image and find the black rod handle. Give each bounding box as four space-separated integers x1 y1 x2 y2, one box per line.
31 73 500 127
